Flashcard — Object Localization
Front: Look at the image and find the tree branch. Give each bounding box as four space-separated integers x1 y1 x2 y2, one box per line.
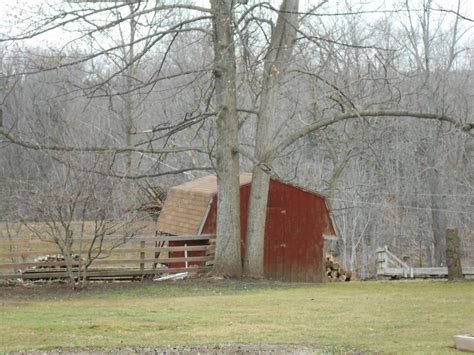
270 111 473 158
0 128 207 155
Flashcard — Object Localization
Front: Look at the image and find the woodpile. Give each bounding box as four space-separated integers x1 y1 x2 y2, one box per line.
30 254 82 269
325 255 351 281
20 254 83 281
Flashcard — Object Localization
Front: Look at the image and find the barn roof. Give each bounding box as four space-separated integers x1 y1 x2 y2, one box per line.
158 173 252 235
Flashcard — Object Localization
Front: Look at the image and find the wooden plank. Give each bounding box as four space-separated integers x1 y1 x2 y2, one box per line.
0 240 53 246
140 241 145 270
0 250 64 258
464 267 474 274
413 267 448 275
0 256 214 270
0 272 70 279
0 235 215 258
385 248 409 269
0 267 211 280
108 245 214 253
128 234 215 242
377 267 474 277
0 234 216 245
17 267 81 273
0 261 73 269
92 256 214 264
97 235 213 244
0 245 215 258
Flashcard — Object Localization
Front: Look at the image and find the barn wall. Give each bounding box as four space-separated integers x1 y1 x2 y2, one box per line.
201 180 332 282
168 239 207 268
265 180 328 282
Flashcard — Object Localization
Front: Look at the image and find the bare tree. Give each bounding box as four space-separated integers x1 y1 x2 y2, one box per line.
209 0 242 277
244 0 301 278
15 160 139 288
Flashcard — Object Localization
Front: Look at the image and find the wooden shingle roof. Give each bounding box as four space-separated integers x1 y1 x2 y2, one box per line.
158 173 252 235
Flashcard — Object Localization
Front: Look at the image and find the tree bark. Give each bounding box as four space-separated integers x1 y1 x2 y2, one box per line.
124 5 136 180
428 126 447 266
210 0 242 277
244 0 299 278
446 228 463 280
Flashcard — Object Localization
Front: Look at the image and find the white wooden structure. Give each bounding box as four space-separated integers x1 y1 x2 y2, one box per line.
376 246 474 279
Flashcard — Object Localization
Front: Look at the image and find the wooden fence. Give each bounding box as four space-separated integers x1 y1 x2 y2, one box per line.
0 234 215 281
376 246 474 279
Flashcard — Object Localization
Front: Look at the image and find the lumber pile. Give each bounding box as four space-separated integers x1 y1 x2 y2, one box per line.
325 255 351 281
31 254 82 269
20 254 83 279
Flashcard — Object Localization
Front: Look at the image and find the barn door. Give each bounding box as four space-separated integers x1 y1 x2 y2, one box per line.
264 207 287 280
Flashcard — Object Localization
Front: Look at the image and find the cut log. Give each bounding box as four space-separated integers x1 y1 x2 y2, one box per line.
325 255 351 282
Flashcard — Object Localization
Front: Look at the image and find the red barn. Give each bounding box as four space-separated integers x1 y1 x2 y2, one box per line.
158 173 337 282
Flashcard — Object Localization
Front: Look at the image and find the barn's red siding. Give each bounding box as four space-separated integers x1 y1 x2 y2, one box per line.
200 179 334 282
168 239 207 268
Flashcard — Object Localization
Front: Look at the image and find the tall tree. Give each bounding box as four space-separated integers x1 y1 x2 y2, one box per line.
244 0 300 277
209 0 242 277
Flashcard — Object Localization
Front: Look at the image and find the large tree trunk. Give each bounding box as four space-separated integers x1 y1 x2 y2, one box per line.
428 126 447 266
446 228 463 280
210 0 242 277
244 0 300 278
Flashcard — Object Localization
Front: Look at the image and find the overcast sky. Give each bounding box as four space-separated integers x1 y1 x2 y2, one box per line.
0 0 472 48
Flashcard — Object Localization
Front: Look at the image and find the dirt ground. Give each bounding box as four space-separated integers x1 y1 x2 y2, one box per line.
8 344 328 354
0 275 310 300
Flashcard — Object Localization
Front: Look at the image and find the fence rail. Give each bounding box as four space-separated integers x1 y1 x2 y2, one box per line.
0 245 214 258
0 234 216 280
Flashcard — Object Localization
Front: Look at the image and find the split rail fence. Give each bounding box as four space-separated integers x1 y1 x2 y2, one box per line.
0 234 215 281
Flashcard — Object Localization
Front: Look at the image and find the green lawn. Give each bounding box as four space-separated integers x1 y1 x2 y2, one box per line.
0 280 472 353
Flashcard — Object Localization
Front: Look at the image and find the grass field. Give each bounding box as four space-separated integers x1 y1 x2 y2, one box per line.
0 280 472 353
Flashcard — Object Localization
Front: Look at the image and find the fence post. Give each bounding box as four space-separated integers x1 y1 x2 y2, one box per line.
184 243 188 269
376 247 385 270
140 241 145 271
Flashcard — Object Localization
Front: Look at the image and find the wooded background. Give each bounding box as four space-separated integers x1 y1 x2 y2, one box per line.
0 0 472 279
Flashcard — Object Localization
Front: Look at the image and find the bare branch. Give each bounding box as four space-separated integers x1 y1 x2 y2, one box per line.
429 7 474 22
271 111 473 158
0 128 208 155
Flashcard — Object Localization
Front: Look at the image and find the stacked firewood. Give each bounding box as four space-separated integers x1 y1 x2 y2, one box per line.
325 255 351 281
31 254 82 269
